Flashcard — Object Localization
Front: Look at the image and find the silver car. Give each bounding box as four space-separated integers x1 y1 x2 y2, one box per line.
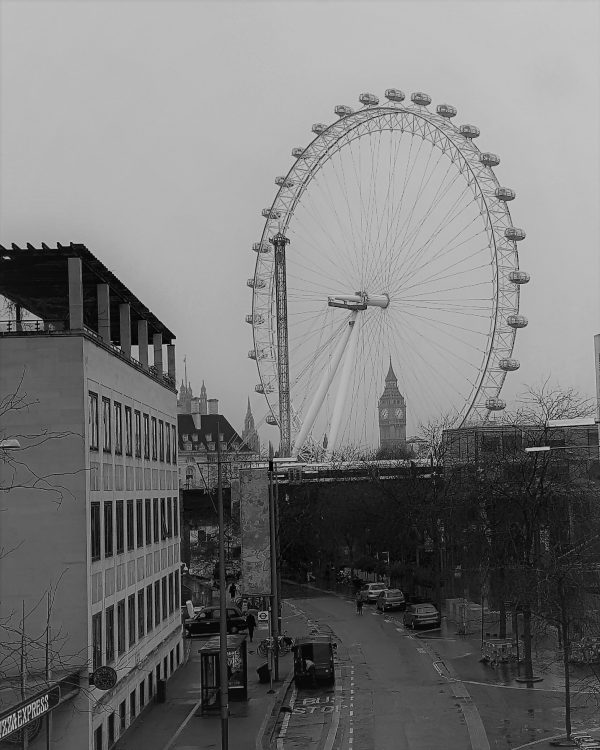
376 588 405 612
360 582 388 603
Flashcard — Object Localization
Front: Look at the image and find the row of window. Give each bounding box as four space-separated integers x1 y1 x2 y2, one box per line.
91 571 180 672
91 497 179 561
89 392 176 463
93 646 180 750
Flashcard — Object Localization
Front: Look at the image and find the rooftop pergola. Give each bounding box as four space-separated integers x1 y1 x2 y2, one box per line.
0 242 175 345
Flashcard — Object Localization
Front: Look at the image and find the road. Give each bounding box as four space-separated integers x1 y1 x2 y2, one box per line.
275 588 475 750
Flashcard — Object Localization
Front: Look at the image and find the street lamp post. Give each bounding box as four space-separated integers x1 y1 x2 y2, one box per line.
268 446 279 684
216 422 229 750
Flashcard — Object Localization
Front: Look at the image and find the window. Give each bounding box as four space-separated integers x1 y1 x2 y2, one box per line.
117 599 125 655
116 500 124 554
172 425 177 463
130 690 136 720
104 502 113 558
128 594 136 647
92 612 102 671
174 570 180 608
168 573 174 614
143 414 150 459
154 581 161 625
145 499 152 545
119 700 126 731
148 672 154 698
160 499 168 540
159 420 165 462
170 650 174 674
125 406 133 456
136 499 143 548
173 497 179 537
89 392 99 450
94 725 103 750
138 589 145 640
135 410 142 458
146 584 153 632
106 605 115 664
114 402 122 454
151 417 157 460
91 502 101 561
108 713 115 746
167 498 172 537
102 397 112 452
139 680 145 709
166 425 171 464
153 498 159 543
162 577 168 620
126 499 134 551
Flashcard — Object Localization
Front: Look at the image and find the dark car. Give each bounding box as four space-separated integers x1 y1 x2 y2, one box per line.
184 605 247 637
403 603 441 630
376 588 405 612
293 635 337 686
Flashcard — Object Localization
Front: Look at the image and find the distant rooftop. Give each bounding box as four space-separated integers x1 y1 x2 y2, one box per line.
0 242 175 345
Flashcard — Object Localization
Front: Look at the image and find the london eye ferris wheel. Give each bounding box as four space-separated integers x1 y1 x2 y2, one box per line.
247 89 529 458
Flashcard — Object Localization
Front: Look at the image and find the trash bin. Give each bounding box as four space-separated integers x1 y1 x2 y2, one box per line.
157 678 167 703
256 663 270 684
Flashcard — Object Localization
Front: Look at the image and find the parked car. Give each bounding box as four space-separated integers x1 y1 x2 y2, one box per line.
403 603 441 629
360 582 388 603
376 588 405 612
184 605 247 637
293 635 337 686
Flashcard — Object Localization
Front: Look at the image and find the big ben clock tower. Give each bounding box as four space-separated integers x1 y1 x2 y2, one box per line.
378 360 407 450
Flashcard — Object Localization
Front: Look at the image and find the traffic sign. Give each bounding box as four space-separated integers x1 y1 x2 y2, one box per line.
257 610 269 630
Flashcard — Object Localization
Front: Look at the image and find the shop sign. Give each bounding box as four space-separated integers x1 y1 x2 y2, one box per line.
90 666 117 690
0 685 61 742
257 610 269 630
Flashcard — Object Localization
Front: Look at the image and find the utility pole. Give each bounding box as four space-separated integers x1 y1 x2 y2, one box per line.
268 444 280 681
217 421 229 750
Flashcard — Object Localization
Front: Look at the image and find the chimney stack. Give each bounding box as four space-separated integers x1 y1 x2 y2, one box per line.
191 397 201 429
208 398 219 415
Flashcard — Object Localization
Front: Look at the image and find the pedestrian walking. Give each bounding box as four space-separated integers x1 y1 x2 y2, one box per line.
355 590 364 615
229 581 237 600
246 612 256 642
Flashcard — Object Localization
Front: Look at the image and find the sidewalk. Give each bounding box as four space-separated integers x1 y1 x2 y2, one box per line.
114 613 302 750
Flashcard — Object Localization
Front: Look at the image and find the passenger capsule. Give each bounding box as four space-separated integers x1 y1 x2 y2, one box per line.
245 313 265 325
262 208 282 219
312 123 328 135
411 92 431 106
480 152 500 167
292 147 307 159
505 227 526 241
266 414 278 426
385 88 405 102
495 187 516 202
436 104 457 118
486 397 506 411
255 383 273 394
459 124 480 139
509 270 530 284
359 92 379 106
247 277 266 289
248 349 267 361
499 358 520 371
252 242 271 253
507 314 528 329
275 176 294 188
334 105 353 117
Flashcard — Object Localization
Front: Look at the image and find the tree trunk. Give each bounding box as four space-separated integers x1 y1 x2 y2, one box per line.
560 582 572 741
522 604 534 683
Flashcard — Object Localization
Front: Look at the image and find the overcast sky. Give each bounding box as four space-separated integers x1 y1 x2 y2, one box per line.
1 0 598 443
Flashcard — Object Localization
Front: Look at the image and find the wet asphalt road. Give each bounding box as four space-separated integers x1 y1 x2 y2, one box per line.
278 585 600 749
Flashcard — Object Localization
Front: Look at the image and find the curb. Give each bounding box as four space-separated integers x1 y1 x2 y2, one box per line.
255 666 295 750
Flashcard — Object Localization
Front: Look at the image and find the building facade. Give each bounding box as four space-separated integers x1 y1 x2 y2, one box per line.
378 361 407 450
0 244 182 750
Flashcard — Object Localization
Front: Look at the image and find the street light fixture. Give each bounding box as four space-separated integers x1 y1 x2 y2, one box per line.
0 438 21 449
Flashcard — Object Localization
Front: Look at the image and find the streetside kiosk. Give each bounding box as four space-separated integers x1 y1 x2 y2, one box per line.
198 635 248 712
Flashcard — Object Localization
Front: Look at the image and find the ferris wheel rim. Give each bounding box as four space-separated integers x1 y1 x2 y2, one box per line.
250 96 524 438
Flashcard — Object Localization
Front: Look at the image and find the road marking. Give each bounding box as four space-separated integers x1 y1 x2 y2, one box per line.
276 684 297 749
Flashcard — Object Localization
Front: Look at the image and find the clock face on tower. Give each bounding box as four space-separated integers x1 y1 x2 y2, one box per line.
380 408 388 419
395 408 403 419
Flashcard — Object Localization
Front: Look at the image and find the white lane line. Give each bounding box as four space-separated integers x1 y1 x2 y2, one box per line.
276 684 297 749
